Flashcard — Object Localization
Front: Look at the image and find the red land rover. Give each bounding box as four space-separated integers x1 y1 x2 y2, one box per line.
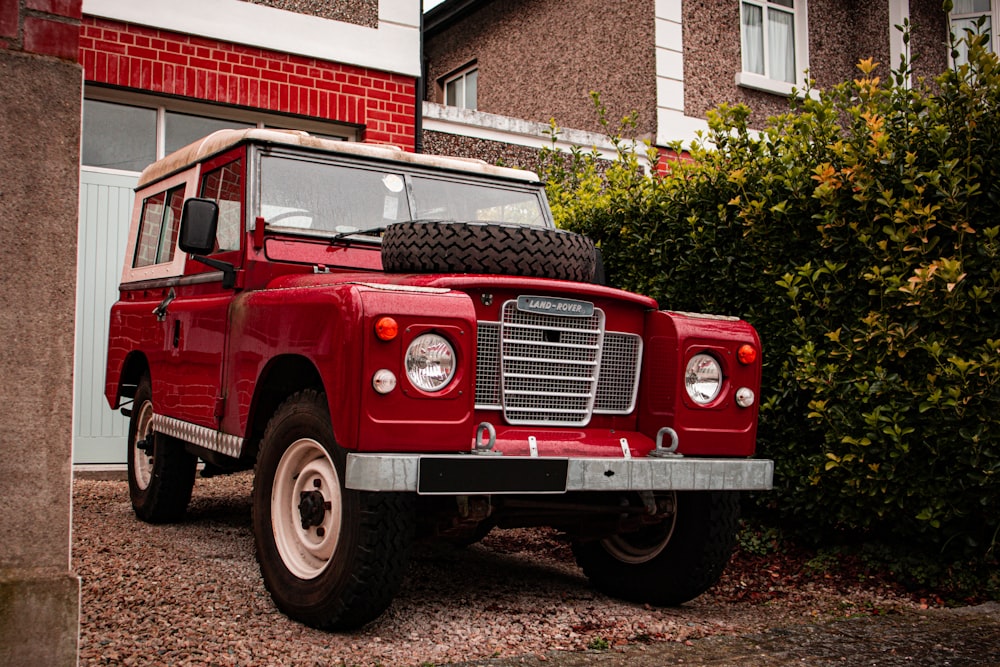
105 129 773 630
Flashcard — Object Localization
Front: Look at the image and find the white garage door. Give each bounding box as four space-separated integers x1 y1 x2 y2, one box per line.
73 169 136 464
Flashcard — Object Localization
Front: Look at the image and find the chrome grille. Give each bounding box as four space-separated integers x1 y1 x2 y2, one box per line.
474 299 643 426
500 300 603 425
595 333 643 413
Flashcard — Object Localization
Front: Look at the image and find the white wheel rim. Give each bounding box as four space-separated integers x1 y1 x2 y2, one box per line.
132 400 155 491
601 497 678 564
271 438 341 580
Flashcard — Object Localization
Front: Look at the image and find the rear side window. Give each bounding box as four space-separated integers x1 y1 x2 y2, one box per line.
133 185 185 267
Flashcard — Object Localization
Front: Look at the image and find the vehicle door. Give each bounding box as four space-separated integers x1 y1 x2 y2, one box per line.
154 147 245 430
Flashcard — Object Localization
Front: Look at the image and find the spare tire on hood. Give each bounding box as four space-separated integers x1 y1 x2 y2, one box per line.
381 220 597 283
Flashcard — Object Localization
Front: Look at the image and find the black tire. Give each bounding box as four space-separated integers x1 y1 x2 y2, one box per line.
381 220 597 283
126 375 197 523
252 390 414 630
572 491 740 606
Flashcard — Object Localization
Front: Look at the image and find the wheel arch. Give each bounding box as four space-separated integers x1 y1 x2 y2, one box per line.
115 351 150 406
244 354 326 461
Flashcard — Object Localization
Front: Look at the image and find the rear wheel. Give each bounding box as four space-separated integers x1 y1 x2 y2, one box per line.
252 390 414 630
572 491 740 605
126 375 197 523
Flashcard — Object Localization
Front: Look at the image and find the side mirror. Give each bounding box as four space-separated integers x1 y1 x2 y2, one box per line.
179 198 219 256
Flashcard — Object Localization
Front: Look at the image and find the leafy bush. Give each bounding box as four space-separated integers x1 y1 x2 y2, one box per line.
540 31 1000 578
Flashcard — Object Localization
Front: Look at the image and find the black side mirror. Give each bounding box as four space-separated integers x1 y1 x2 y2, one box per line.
179 198 219 256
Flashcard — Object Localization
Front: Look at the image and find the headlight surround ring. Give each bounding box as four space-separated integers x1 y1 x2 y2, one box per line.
404 333 456 392
684 353 723 405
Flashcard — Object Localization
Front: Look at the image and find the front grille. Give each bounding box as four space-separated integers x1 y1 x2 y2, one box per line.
475 299 642 426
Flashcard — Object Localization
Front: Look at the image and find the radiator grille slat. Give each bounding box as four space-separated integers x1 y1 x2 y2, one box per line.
474 299 643 425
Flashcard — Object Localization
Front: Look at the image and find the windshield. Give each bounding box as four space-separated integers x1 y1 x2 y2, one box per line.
259 153 548 237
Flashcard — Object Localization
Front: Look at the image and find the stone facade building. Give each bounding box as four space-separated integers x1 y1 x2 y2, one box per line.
421 0 959 171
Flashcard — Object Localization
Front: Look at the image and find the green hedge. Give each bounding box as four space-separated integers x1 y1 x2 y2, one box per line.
541 33 1000 580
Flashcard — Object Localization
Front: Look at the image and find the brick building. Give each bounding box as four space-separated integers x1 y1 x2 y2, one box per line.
421 0 966 171
75 0 421 465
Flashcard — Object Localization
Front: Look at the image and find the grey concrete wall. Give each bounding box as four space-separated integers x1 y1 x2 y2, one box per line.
0 4 83 666
425 0 657 138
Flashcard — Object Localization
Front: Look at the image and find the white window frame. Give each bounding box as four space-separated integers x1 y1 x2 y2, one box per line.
950 0 996 66
736 0 811 97
82 86 358 176
442 65 478 110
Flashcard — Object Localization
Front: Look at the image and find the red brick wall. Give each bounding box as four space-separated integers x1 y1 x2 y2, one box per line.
80 17 416 150
2 0 81 61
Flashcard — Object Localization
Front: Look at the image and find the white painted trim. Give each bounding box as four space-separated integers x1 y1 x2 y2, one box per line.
422 103 633 163
654 0 709 147
656 108 710 148
82 0 421 77
735 71 819 99
888 0 910 77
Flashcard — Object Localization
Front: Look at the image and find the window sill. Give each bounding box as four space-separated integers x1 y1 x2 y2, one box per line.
735 72 819 100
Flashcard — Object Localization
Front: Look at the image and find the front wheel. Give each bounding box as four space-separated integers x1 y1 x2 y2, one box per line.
572 491 740 606
127 375 197 523
252 390 414 630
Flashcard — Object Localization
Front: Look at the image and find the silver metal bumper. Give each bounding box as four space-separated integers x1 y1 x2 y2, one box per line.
345 453 774 495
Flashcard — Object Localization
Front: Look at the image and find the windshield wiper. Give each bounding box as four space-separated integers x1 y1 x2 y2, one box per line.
328 226 388 247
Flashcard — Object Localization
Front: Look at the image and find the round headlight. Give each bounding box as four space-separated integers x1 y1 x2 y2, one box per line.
405 333 456 392
685 353 723 404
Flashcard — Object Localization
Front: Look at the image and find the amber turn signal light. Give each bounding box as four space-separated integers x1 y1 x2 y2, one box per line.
737 344 757 365
375 316 399 341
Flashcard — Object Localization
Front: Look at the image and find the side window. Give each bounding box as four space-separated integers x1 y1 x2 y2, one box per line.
951 0 994 66
200 160 243 253
442 65 478 110
133 185 185 267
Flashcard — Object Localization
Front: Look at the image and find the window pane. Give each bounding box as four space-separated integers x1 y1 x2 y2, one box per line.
445 78 460 106
157 187 186 264
768 8 796 83
82 100 156 172
953 0 991 13
465 70 478 110
260 157 411 233
134 191 166 268
741 3 765 75
200 160 243 252
771 0 794 8
165 112 254 156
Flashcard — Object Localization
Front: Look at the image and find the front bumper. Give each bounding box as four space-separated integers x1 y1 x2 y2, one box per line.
345 453 774 495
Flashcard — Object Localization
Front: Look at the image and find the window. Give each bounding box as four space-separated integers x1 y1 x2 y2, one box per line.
443 66 478 110
738 0 809 95
951 0 995 66
82 100 157 172
82 88 356 174
165 111 254 156
200 160 243 253
134 185 185 267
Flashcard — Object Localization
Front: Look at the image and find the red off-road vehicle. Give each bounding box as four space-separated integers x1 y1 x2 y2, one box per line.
106 129 772 630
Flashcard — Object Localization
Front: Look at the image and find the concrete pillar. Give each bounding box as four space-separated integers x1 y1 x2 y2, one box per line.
0 2 83 666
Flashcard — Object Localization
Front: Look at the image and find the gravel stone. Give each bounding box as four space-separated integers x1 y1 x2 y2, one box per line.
73 474 938 666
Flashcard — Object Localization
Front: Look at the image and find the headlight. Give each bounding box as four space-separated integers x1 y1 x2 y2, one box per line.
405 333 456 392
685 353 722 404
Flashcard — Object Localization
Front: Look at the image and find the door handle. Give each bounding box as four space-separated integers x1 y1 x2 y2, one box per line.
153 288 176 321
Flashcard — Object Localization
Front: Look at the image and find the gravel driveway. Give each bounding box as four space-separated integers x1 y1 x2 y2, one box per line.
73 473 999 666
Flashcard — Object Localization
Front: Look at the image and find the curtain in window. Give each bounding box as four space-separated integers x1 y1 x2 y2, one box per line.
768 8 796 83
953 0 991 13
741 3 764 75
